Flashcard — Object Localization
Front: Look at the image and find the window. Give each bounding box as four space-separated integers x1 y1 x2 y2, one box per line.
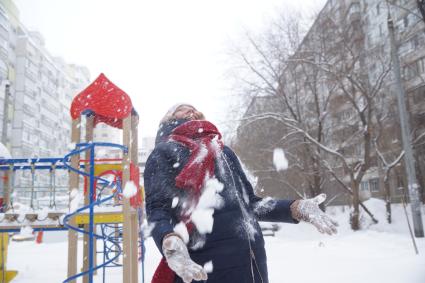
360 181 369 192
411 35 421 50
396 172 404 188
411 86 425 104
23 130 30 142
367 33 374 47
418 57 425 74
339 109 353 121
369 156 378 167
369 178 380 192
403 63 418 80
379 23 384 37
415 113 425 126
398 39 412 56
354 144 362 156
403 16 409 28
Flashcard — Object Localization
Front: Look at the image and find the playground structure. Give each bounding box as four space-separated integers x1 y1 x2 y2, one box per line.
0 74 144 283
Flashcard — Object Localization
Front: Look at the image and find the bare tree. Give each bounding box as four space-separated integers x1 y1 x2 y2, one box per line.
232 0 425 231
233 2 398 230
232 11 336 205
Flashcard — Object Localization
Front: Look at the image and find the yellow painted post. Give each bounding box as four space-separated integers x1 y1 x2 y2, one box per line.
122 116 133 283
0 233 18 283
68 117 81 283
83 115 94 283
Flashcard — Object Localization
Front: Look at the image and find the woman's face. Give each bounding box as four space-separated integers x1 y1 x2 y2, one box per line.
173 105 205 120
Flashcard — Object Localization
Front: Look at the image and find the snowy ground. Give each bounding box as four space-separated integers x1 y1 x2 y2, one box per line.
6 199 425 283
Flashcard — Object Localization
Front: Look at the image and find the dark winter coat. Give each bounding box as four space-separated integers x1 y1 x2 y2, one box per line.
144 119 298 283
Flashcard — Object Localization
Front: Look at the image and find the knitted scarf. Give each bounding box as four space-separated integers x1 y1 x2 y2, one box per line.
152 120 223 283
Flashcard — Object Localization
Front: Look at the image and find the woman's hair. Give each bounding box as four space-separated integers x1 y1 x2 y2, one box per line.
160 103 194 124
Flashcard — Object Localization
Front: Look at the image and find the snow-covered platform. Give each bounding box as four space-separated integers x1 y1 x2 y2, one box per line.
0 206 125 232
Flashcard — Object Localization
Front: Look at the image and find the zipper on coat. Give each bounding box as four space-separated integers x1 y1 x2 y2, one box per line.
222 153 264 283
249 242 264 283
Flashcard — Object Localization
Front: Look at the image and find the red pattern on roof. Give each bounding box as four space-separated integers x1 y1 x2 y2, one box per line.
70 73 133 128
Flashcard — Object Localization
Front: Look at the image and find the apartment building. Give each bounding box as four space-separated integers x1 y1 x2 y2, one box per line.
0 0 91 193
12 31 89 158
236 0 425 204
0 0 19 149
138 136 155 184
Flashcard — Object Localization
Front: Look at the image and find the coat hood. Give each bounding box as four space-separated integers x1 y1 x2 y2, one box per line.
154 118 190 145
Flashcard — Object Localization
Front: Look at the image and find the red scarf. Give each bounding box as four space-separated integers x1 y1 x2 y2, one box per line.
152 120 223 283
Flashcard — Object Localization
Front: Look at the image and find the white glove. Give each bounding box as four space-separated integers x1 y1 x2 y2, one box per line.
162 234 208 283
291 194 338 235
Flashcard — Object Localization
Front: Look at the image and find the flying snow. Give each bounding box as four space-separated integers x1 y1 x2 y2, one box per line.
174 222 190 244
193 144 208 163
273 148 288 171
173 162 180 168
191 208 215 234
123 181 138 198
191 178 224 234
204 261 213 273
171 197 179 208
141 220 156 238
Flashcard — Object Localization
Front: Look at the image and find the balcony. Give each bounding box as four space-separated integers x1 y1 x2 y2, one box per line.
25 68 38 83
0 45 7 60
22 103 37 116
42 83 56 95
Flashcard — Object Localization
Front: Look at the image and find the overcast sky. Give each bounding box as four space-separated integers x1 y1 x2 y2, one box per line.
14 0 325 139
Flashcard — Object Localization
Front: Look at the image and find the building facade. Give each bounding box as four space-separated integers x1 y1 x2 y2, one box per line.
236 0 425 205
138 136 156 184
0 0 90 194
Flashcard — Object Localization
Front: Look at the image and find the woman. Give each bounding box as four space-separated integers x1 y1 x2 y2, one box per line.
144 104 337 283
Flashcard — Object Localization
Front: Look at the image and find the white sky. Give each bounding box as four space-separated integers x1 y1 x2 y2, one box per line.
13 0 325 139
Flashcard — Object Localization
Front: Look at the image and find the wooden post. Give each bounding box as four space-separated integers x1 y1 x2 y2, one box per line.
68 117 81 283
83 115 94 283
130 114 139 282
122 116 134 283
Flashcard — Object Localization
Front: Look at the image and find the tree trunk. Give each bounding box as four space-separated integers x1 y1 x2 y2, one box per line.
350 180 360 230
384 174 392 224
312 158 325 211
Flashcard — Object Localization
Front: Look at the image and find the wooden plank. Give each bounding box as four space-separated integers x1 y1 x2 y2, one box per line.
130 114 139 283
83 115 94 283
0 224 63 231
130 114 139 164
130 213 139 283
0 212 129 231
73 212 124 224
67 117 81 283
122 116 133 283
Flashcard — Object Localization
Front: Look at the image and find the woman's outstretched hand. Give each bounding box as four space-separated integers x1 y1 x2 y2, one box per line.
291 194 338 235
162 234 208 283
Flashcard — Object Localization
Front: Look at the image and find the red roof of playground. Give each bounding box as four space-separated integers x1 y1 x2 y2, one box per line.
70 73 134 129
